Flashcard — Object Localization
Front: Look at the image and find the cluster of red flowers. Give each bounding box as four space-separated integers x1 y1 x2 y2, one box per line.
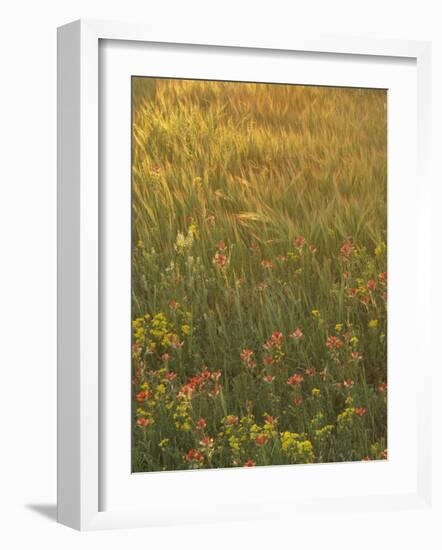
135 389 153 402
136 417 153 428
254 434 268 446
289 327 304 340
195 418 207 430
340 239 355 258
263 331 283 350
240 348 256 369
294 235 317 253
366 279 377 291
177 367 222 399
294 235 306 248
213 252 228 267
326 336 344 350
346 272 387 305
184 448 204 464
261 331 285 366
287 373 304 386
199 436 214 448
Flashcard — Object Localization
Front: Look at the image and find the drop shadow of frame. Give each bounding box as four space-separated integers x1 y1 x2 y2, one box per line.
25 503 57 522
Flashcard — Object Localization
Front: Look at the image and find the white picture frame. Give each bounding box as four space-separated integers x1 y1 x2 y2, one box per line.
57 19 432 531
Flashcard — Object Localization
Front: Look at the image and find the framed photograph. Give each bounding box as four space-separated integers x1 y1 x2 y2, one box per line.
57 19 432 530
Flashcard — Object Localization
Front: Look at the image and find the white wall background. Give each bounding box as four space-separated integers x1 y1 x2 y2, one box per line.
0 1 440 548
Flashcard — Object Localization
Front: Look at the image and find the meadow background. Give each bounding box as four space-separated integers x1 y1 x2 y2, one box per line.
131 78 387 472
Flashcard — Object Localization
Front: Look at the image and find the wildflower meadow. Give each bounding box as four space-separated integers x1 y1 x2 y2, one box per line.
131 78 387 472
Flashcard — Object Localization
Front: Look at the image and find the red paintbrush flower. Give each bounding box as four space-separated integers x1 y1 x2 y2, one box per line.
287 374 304 386
340 239 355 258
184 448 204 464
294 236 306 248
135 390 152 402
289 327 304 340
195 418 207 430
255 434 268 446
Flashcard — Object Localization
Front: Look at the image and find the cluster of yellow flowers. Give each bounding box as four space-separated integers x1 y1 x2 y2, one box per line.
219 414 254 460
173 402 193 432
374 241 386 257
313 424 334 444
132 309 192 358
280 432 314 463
174 223 198 254
337 406 356 430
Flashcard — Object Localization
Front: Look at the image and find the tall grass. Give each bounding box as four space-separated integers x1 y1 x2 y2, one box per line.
131 78 387 472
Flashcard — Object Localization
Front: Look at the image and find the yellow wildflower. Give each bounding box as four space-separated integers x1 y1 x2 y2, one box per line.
181 324 191 335
337 407 355 429
280 432 314 463
314 424 334 443
374 241 386 256
155 384 166 396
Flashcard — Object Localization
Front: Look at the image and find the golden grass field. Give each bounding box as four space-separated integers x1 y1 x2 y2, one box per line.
131 78 387 471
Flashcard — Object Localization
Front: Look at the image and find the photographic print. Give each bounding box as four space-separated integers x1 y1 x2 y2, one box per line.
131 78 387 472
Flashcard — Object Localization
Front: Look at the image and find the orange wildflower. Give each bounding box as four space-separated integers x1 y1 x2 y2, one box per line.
184 449 204 464
340 239 355 258
136 417 153 428
287 374 304 386
195 418 207 430
294 235 306 248
135 390 152 402
289 327 304 340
